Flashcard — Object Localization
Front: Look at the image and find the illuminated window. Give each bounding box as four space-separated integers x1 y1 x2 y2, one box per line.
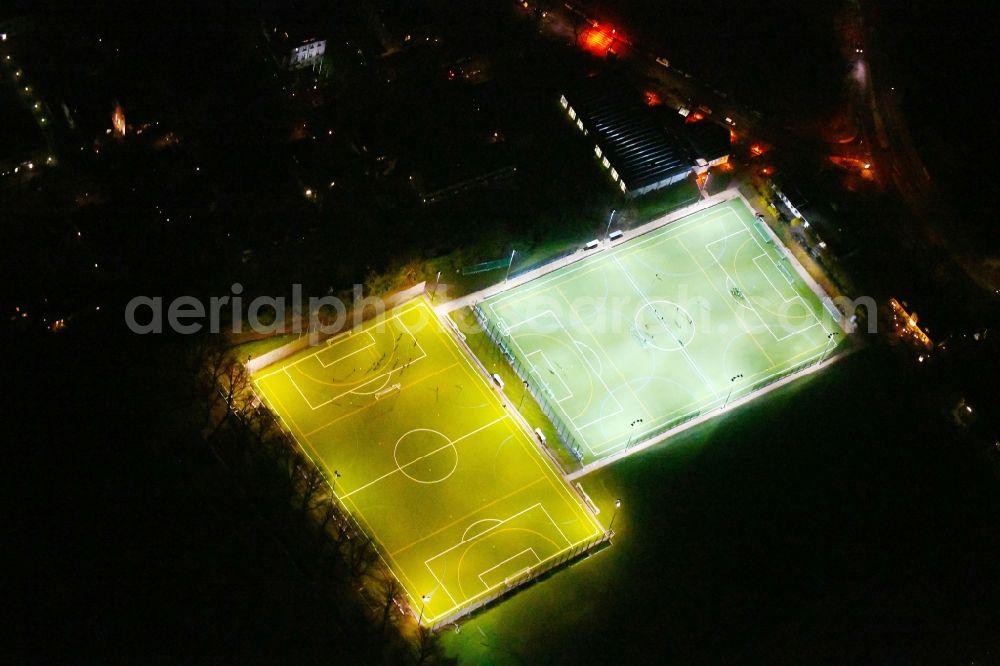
594 145 602 158
620 180 627 192
602 156 610 168
610 168 619 181
560 95 568 109
576 119 584 131
568 106 576 120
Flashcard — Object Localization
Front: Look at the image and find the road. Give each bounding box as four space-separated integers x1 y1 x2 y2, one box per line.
848 0 996 293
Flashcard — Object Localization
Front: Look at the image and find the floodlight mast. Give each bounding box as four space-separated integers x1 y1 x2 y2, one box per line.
724 374 743 409
417 593 432 626
505 249 517 282
624 418 643 452
608 498 622 532
822 331 839 362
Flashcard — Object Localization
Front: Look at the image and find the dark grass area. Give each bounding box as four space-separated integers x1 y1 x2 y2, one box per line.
6 331 384 662
450 307 581 472
446 346 1000 664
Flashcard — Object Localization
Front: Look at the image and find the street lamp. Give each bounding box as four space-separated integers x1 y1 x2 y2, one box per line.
432 270 442 301
625 418 643 452
417 593 432 626
822 331 839 362
605 208 617 238
505 249 517 282
608 498 622 532
519 380 530 409
724 374 743 408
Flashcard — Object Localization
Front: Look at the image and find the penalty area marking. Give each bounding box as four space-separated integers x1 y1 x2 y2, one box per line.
424 502 573 605
478 548 542 589
274 324 429 410
500 306 623 445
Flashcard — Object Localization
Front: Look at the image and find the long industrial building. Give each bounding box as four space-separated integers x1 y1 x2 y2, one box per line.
560 75 692 198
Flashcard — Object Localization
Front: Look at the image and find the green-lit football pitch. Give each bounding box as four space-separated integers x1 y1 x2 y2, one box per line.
253 299 605 625
480 197 841 464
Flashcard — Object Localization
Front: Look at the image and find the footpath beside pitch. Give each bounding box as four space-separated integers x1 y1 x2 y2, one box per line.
437 188 742 316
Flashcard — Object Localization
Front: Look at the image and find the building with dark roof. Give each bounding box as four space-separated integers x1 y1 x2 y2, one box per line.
676 118 731 173
559 76 692 198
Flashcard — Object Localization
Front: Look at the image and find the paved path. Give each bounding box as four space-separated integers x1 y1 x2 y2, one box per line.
436 188 741 316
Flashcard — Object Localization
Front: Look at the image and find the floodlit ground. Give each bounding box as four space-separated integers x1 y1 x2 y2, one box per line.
479 198 841 464
253 299 605 626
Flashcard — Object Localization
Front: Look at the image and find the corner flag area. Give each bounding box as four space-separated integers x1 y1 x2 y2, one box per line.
253 299 606 626
476 197 841 464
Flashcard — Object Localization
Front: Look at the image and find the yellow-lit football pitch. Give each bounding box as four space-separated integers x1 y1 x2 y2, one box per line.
253 299 605 625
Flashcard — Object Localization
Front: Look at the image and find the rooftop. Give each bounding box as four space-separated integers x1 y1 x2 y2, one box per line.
565 75 690 190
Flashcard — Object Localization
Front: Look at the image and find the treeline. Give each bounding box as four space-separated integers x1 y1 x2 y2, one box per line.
192 334 455 665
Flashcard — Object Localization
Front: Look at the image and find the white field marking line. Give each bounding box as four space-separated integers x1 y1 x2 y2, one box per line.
700 208 822 342
524 348 574 403
751 252 821 320
283 319 430 410
547 225 791 457
316 331 375 369
444 193 743 317
736 191 847 334
485 205 740 311
751 254 823 342
676 236 776 368
423 500 569 576
284 344 427 410
724 274 756 311
549 288 640 457
567 346 856 481
704 227 756 254
538 503 573 547
426 537 602 626
500 307 615 455
506 308 559 331
580 338 834 459
735 206 830 336
393 428 459 486
516 346 557 403
319 341 375 370
428 300 606 533
423 538 593 625
253 307 423 381
424 503 545 565
495 317 511 337
612 254 719 398
461 518 503 543
426 562 459 607
543 307 625 431
633 300 697 352
582 333 841 458
263 300 598 623
573 339 603 378
301 361 459 439
389 477 545 559
253 376 434 611
478 548 541 589
706 235 792 343
339 415 507 500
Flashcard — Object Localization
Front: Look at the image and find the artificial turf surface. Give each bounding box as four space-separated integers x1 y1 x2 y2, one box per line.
478 197 841 464
253 299 605 625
